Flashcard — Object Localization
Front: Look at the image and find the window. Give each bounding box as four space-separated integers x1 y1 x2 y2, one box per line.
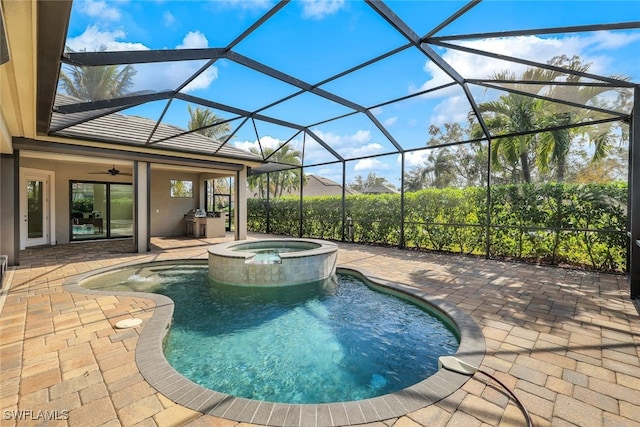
170 179 193 198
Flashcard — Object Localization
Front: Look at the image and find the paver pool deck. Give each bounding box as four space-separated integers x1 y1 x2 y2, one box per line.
0 234 638 427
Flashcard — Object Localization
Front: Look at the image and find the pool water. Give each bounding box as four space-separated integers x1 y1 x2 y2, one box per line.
84 264 459 404
238 246 313 264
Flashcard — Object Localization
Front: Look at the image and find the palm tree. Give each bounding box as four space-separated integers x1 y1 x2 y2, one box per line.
270 144 304 197
59 46 136 101
475 57 629 183
247 143 304 198
474 70 544 184
406 123 487 190
424 148 457 188
187 105 231 140
535 55 630 182
349 172 392 192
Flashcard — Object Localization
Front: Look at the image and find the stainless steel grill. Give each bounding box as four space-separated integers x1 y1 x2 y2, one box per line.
184 209 197 236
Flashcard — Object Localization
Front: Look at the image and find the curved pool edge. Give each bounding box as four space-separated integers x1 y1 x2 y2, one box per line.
62 259 485 427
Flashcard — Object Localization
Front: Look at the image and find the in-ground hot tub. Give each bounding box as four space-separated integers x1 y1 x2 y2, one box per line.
208 238 338 286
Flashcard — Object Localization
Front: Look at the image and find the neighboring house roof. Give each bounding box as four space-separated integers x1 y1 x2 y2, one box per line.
50 94 263 163
361 184 399 194
303 175 359 197
248 174 358 198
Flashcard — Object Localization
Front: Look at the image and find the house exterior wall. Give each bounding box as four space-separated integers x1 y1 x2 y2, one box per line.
19 157 133 245
0 154 17 265
150 169 201 237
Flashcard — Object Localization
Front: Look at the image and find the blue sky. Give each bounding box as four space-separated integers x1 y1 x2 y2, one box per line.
63 0 640 186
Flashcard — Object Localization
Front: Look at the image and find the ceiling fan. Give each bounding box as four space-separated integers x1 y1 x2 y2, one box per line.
89 165 132 176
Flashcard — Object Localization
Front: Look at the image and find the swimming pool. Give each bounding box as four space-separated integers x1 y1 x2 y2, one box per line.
80 263 458 403
65 259 485 426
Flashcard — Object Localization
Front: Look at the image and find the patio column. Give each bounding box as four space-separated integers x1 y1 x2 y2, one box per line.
134 161 150 253
629 88 640 299
0 151 18 266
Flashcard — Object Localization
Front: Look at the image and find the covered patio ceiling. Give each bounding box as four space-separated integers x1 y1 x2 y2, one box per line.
36 0 640 174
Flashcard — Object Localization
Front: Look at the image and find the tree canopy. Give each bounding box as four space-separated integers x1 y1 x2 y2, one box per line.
406 55 629 191
247 144 304 198
187 105 231 141
59 46 136 101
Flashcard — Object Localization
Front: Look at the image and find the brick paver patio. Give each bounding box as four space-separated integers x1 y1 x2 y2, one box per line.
1 234 638 426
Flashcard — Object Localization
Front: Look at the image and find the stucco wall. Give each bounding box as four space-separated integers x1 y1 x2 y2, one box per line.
19 157 132 244
0 155 16 264
150 169 200 237
19 158 207 240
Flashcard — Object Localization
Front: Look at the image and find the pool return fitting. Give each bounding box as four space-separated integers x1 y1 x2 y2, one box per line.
438 356 533 427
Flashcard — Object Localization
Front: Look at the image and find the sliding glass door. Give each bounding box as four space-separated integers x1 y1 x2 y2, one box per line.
110 184 134 237
70 181 132 240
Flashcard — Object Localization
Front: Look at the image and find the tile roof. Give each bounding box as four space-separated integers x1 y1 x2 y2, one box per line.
51 94 263 163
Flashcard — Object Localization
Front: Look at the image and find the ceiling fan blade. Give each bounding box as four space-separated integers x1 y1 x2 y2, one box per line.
87 164 131 176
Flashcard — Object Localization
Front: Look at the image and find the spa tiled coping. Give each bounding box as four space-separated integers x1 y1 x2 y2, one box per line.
208 238 338 259
63 258 485 427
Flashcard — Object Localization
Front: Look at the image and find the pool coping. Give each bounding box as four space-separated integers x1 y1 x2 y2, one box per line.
63 258 485 427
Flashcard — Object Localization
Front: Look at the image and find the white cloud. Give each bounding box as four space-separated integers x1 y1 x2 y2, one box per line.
233 136 301 156
219 0 274 11
412 35 591 97
233 140 258 152
172 31 218 92
430 95 469 126
586 31 640 51
312 129 385 158
176 31 209 49
66 26 148 52
67 27 218 93
300 0 345 19
370 106 383 116
410 34 626 126
352 142 384 157
78 0 121 21
314 129 370 145
163 11 176 28
172 64 219 92
383 116 398 127
354 158 387 171
349 130 371 144
402 150 430 168
438 32 640 79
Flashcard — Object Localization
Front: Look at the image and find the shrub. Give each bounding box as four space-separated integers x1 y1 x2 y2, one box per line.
247 182 627 272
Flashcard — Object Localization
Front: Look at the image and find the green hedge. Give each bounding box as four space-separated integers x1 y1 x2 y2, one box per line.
247 182 627 272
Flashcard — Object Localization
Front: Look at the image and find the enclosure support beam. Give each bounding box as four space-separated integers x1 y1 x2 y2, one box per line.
341 161 347 242
485 137 493 260
299 166 304 238
629 88 640 299
236 168 248 241
399 153 406 249
266 174 271 235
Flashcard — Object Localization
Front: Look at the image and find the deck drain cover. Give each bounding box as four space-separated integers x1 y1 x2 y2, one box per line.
115 318 142 329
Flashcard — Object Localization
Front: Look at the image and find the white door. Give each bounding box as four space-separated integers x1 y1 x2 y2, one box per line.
20 169 54 249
